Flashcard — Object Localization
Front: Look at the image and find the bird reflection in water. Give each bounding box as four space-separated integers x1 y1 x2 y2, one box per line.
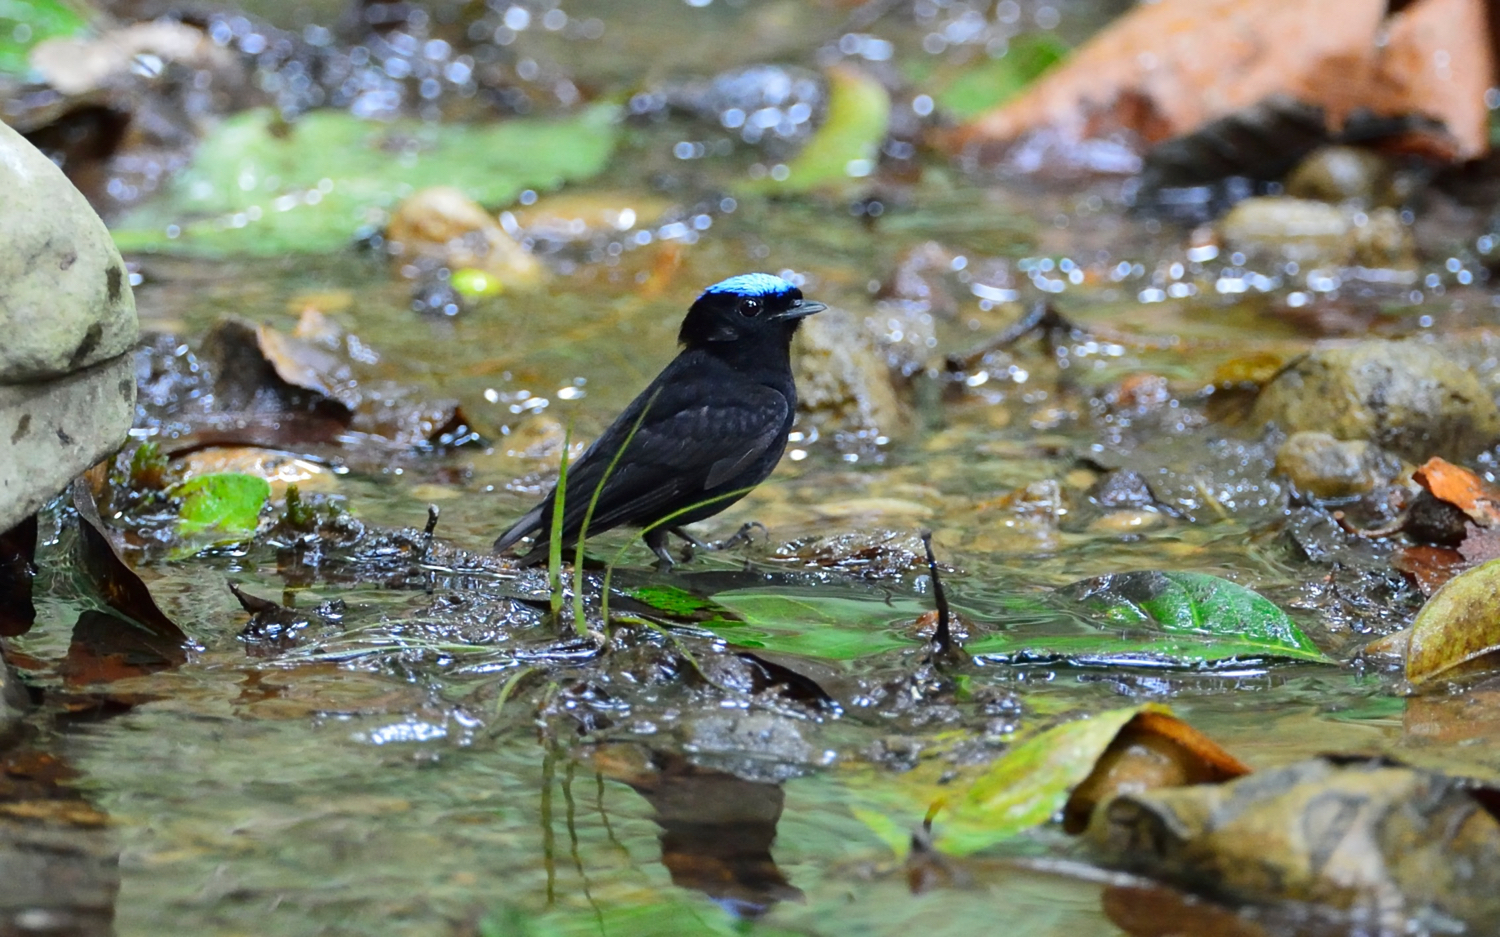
600 747 803 919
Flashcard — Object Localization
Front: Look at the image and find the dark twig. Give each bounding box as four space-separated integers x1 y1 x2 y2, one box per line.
921 532 953 658
419 504 439 559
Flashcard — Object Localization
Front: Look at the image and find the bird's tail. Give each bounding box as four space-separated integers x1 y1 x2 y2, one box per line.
492 504 546 555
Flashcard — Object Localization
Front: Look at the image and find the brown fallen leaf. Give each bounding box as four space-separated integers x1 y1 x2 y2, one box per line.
941 0 1492 171
1413 456 1500 526
1101 883 1274 937
1391 544 1468 596
586 746 803 914
1063 709 1251 834
69 480 187 652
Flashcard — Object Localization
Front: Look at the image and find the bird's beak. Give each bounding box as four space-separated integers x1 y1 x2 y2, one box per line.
772 299 827 320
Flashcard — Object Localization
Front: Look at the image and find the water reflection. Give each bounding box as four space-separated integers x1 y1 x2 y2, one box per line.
0 741 119 937
601 747 802 919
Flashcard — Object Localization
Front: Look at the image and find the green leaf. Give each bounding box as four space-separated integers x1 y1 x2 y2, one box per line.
743 65 889 196
0 0 88 76
704 589 928 660
622 584 728 620
967 571 1329 665
172 473 271 536
933 705 1148 855
924 35 1067 119
110 104 619 256
1405 557 1500 686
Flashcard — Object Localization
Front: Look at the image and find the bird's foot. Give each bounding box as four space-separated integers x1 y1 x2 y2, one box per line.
668 522 765 555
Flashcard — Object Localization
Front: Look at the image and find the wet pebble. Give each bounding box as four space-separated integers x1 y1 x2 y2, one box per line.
792 306 908 450
1283 145 1399 208
1252 341 1500 463
386 186 543 291
1272 431 1400 499
1217 196 1414 270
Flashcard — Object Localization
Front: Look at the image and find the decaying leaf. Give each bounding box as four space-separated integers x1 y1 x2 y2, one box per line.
931 704 1245 855
0 514 37 637
1392 544 1469 597
1404 558 1500 686
69 480 188 651
940 0 1492 174
1414 457 1500 526
586 745 803 915
1062 709 1251 834
1092 756 1500 928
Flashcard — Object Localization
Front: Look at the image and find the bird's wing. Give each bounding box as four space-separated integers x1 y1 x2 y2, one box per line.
552 377 789 541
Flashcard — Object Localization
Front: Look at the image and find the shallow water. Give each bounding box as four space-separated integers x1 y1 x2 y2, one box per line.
13 0 1500 934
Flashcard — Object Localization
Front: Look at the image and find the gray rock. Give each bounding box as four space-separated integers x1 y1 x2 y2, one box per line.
1252 342 1500 462
792 307 908 448
0 354 136 533
0 119 138 383
1217 196 1414 270
1273 431 1401 498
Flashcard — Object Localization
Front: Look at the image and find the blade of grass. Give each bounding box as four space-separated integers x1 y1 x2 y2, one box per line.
571 389 661 639
548 423 573 620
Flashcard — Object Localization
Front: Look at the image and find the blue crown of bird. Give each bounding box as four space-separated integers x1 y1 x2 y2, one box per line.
493 272 826 569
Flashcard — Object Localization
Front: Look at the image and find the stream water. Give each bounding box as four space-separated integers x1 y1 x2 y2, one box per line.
11 0 1500 934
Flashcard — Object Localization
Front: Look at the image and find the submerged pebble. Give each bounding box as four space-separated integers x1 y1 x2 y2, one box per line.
1273 431 1400 499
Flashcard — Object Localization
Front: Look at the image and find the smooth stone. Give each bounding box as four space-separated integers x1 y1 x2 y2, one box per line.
1273 431 1399 498
0 354 136 532
1217 196 1414 270
793 306 909 442
1252 341 1500 463
0 120 138 383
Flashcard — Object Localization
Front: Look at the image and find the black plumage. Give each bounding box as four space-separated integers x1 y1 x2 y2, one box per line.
492 273 825 568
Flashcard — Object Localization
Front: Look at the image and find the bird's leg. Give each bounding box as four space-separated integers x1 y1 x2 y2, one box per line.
668 522 765 552
644 528 676 571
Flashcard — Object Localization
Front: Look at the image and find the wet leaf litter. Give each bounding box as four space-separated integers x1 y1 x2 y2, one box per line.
8 0 1500 934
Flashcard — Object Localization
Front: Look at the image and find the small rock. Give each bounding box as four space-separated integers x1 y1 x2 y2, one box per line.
0 120 138 382
792 307 908 447
1273 431 1400 498
0 355 136 532
1217 196 1414 270
1284 146 1397 208
385 186 543 290
507 190 672 245
1251 341 1500 463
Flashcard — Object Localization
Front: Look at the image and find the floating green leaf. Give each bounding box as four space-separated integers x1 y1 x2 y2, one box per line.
172 473 271 536
968 571 1329 665
0 0 88 76
622 584 728 620
934 705 1147 855
704 589 929 660
743 65 889 196
110 104 619 256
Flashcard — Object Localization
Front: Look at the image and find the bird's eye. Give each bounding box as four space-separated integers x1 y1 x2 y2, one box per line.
738 297 763 317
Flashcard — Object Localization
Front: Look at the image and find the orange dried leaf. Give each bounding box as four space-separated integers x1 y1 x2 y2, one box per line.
941 0 1492 165
1414 457 1500 526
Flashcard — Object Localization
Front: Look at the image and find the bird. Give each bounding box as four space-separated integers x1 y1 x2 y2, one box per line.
493 272 825 569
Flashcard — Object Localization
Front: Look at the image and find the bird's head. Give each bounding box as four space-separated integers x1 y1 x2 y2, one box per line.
677 273 826 347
